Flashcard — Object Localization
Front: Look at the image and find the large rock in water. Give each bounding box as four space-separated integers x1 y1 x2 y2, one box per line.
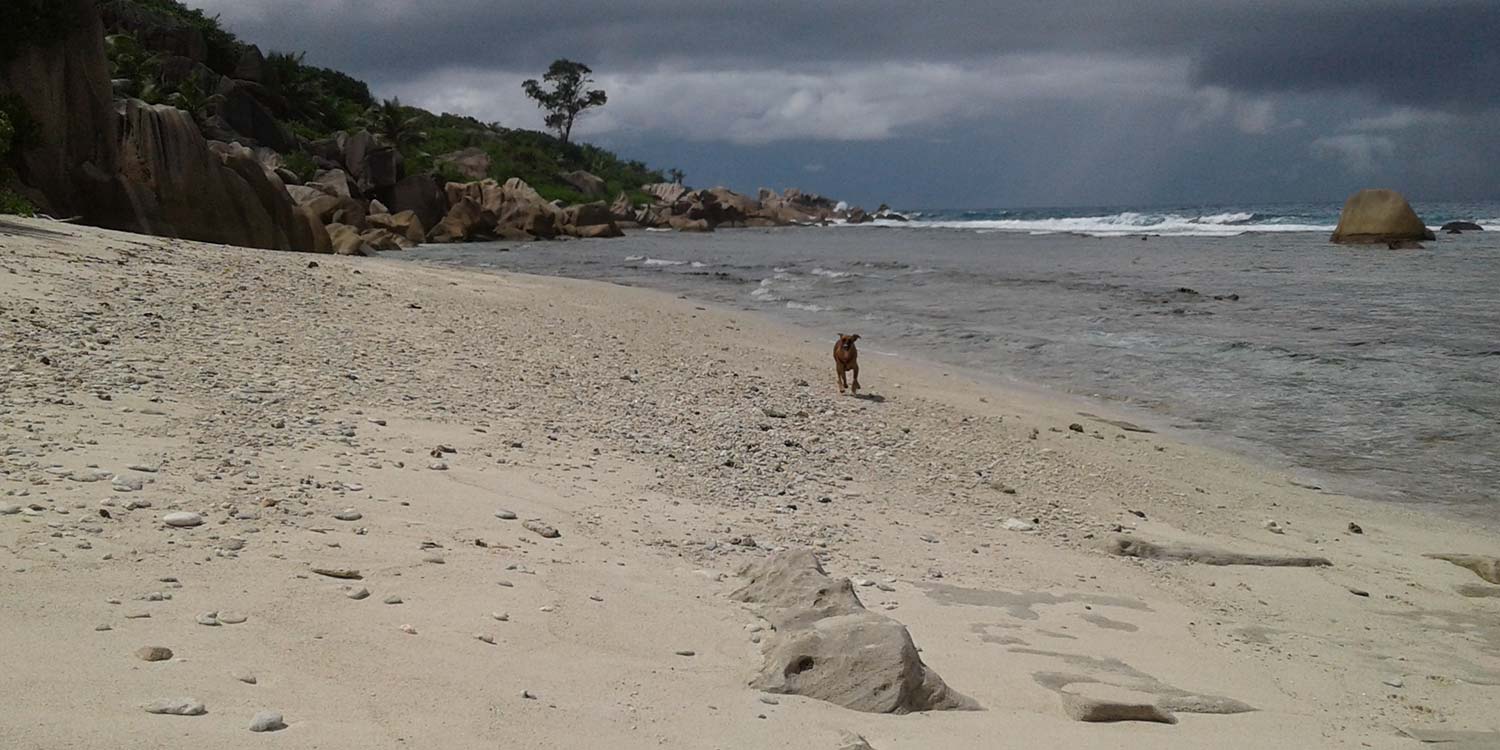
1330 189 1435 244
730 550 978 714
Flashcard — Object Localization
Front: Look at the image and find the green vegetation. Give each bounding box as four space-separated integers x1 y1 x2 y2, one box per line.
0 108 35 216
90 0 663 204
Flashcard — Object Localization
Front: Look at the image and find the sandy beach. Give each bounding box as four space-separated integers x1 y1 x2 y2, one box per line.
2 217 1498 749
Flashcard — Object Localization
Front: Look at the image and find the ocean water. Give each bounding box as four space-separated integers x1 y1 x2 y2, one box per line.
400 202 1500 517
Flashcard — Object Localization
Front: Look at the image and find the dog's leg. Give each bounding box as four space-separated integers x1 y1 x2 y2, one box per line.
850 362 860 394
836 362 847 394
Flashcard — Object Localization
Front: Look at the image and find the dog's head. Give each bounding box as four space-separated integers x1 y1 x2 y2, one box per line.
837 333 860 352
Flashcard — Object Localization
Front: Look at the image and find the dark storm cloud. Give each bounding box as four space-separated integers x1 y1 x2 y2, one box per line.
199 0 1499 110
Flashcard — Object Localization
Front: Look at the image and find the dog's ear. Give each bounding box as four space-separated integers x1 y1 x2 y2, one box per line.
837 332 847 340
851 334 860 342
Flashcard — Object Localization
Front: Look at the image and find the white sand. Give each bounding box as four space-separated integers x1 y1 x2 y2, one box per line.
1 217 1497 748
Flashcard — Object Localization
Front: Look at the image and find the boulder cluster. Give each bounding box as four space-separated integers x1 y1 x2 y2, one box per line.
0 0 903 256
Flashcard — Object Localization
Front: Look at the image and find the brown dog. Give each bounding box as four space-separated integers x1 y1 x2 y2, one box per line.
833 333 860 394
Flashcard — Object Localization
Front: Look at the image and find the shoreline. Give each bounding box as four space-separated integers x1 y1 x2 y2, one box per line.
399 236 1495 529
3 218 1498 749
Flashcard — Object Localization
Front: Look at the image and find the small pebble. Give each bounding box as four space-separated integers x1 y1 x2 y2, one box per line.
674 649 696 657
333 509 363 521
345 587 371 600
475 634 495 644
219 612 248 625
495 509 517 520
195 612 220 626
400 624 417 634
383 595 403 605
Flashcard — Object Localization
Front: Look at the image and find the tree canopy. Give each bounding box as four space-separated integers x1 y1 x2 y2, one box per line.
521 59 607 145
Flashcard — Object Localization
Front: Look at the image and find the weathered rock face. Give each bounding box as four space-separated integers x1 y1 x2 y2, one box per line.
0 0 121 220
367 211 427 245
338 130 403 195
207 140 302 250
215 79 295 152
560 170 606 199
326 223 374 255
644 182 689 205
311 169 354 199
434 148 492 181
116 99 301 251
233 44 267 84
290 206 333 254
1330 189 1436 244
426 198 489 243
730 551 978 714
389 174 448 231
562 202 622 237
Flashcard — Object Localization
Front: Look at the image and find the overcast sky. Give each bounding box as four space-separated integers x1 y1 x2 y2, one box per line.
190 0 1499 208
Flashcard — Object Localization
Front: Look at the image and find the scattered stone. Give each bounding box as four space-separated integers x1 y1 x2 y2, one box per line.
383 595 403 605
730 550 978 713
248 711 286 732
162 512 203 528
144 698 206 716
0 502 21 515
494 509 517 520
475 634 495 644
218 612 248 625
400 624 417 634
1001 518 1035 532
1383 676 1404 688
345 587 371 600
522 519 560 539
674 649 696 657
522 690 538 700
333 509 363 521
233 669 257 685
428 461 448 471
196 612 221 626
1348 587 1370 597
1060 686 1177 724
112 474 145 492
1263 520 1285 534
1347 522 1363 534
95 623 112 632
136 646 174 662
311 567 362 580
1067 423 1084 433
421 552 445 564
492 612 509 621
1105 536 1331 567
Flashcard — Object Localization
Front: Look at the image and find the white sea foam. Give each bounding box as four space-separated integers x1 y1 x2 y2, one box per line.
786 301 826 312
866 211 1334 238
810 267 851 278
623 255 645 261
689 261 709 268
642 258 686 266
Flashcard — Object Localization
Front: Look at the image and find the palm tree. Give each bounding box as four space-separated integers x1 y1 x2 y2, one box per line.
362 98 426 151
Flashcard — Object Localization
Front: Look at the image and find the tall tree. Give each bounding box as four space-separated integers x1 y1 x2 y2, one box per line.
521 59 607 146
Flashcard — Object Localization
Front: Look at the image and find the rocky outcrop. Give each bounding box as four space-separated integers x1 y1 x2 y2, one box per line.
426 198 489 243
434 148 492 181
390 174 448 231
644 182 689 205
0 0 123 221
559 170 606 199
339 130 403 196
115 99 315 251
367 211 426 245
326 223 374 255
215 79 295 152
562 202 623 238
730 550 978 714
1441 221 1484 233
1330 189 1435 245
